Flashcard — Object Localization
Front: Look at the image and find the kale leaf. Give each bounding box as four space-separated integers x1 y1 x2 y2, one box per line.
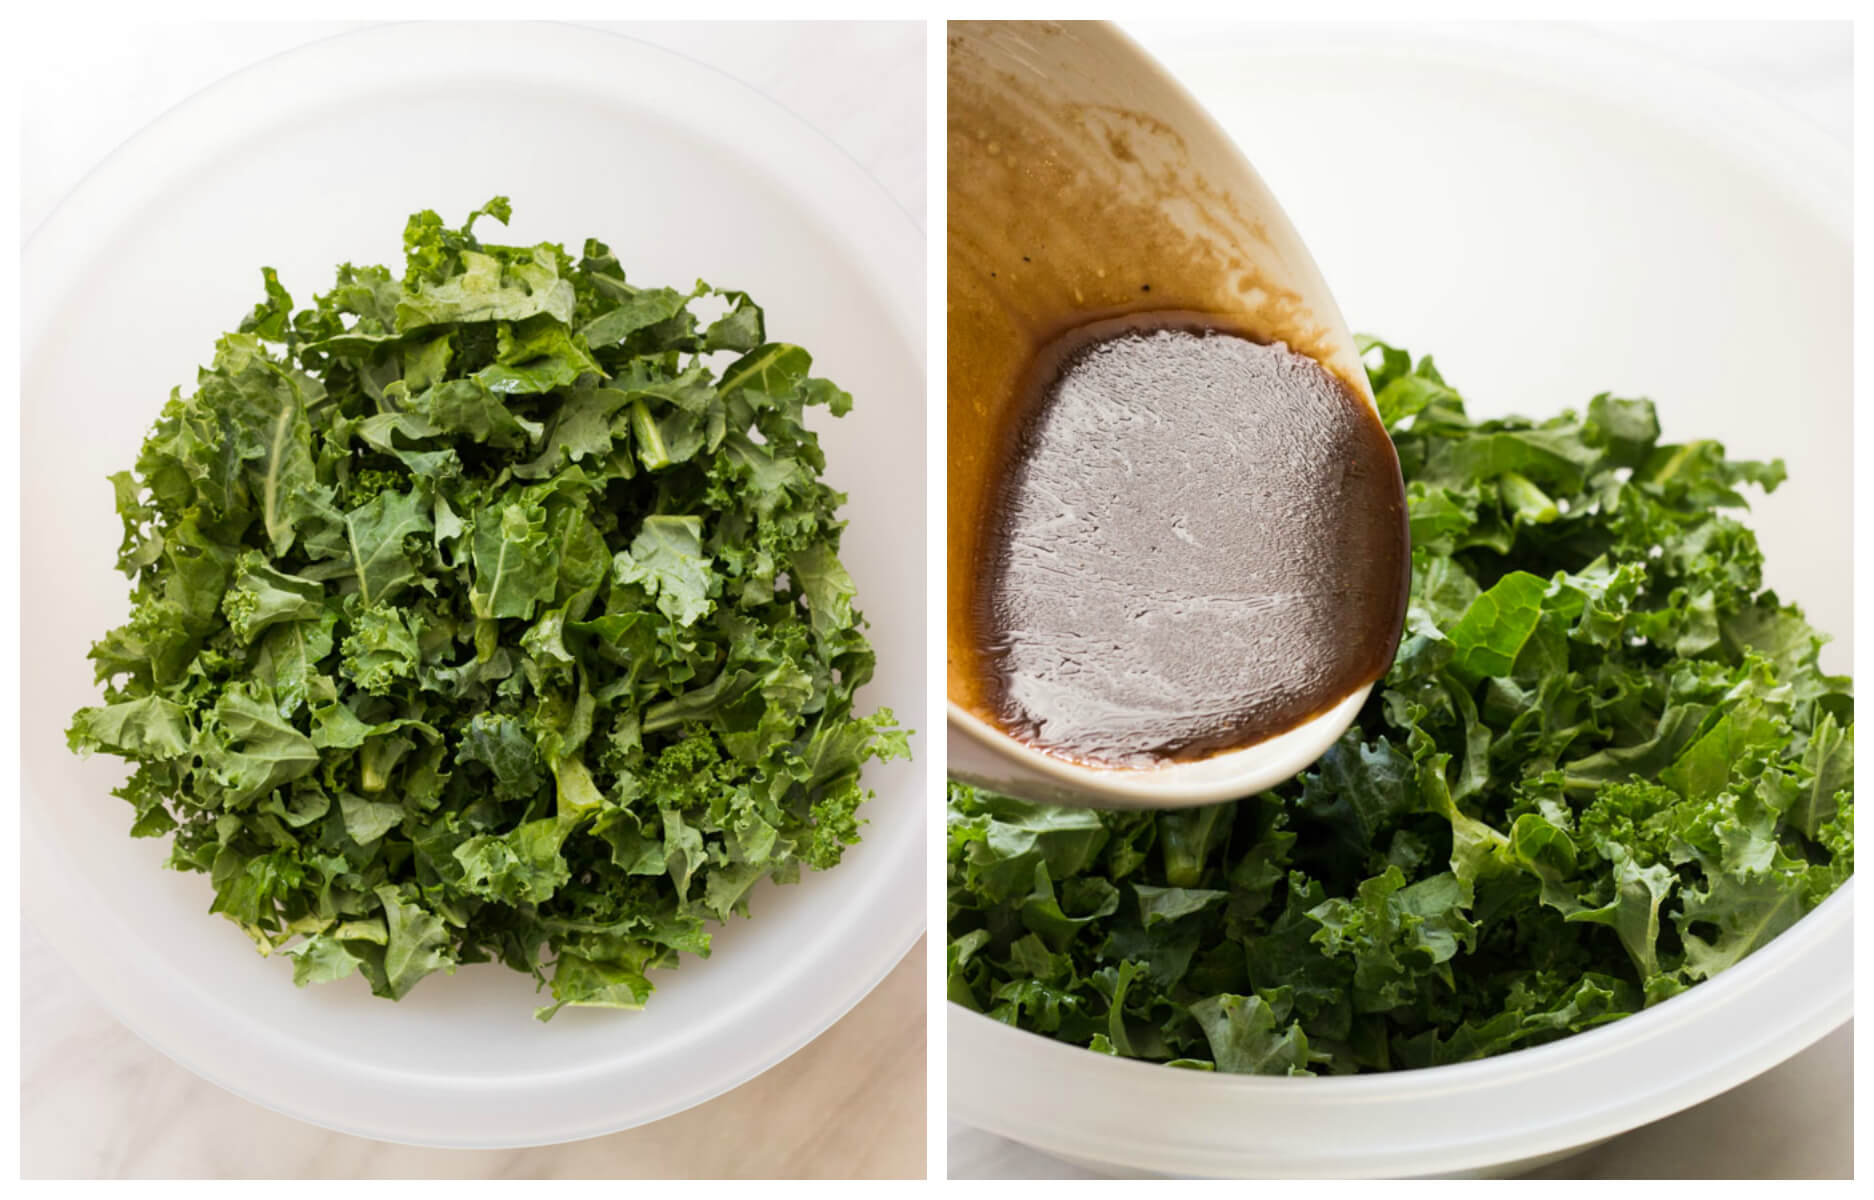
70 199 908 1019
947 337 1850 1073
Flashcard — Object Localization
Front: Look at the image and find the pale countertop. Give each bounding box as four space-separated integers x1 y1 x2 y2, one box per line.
20 20 926 1181
947 18 1854 1181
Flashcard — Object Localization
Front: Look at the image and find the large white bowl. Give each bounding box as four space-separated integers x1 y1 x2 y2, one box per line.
22 23 926 1148
949 21 1851 1178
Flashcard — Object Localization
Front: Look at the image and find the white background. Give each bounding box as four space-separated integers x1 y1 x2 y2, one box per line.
20 20 927 1180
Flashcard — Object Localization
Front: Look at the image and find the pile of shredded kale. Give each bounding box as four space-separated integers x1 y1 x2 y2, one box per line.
70 199 906 1018
947 339 1851 1072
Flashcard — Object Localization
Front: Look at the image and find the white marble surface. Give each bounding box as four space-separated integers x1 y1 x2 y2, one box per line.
947 18 1853 1181
20 20 926 1181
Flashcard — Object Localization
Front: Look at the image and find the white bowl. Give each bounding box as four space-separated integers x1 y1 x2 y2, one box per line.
22 22 926 1148
948 20 1851 1178
951 889 1850 1178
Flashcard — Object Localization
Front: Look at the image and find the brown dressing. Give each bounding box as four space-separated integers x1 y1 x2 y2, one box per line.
947 22 1409 768
968 317 1409 767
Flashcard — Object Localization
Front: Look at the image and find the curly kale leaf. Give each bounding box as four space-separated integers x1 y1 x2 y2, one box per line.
71 200 908 1018
947 338 1850 1073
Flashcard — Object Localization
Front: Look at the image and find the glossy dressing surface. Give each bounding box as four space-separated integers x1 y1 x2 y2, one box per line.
970 319 1408 765
948 20 1410 778
950 24 1349 721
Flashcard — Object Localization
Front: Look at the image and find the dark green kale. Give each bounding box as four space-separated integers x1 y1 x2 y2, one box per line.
946 337 1851 1073
70 199 908 1018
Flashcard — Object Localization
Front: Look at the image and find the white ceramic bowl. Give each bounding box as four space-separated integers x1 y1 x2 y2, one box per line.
949 21 1851 1178
22 23 925 1148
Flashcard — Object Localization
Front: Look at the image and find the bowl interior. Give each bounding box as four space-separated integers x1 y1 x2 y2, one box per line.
950 19 1852 1176
1133 20 1852 669
22 23 925 1147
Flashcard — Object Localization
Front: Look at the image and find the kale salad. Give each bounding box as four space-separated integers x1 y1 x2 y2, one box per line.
947 339 1852 1073
69 199 907 1019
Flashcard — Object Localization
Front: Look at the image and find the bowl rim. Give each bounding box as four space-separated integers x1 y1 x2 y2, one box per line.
949 883 1853 1178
